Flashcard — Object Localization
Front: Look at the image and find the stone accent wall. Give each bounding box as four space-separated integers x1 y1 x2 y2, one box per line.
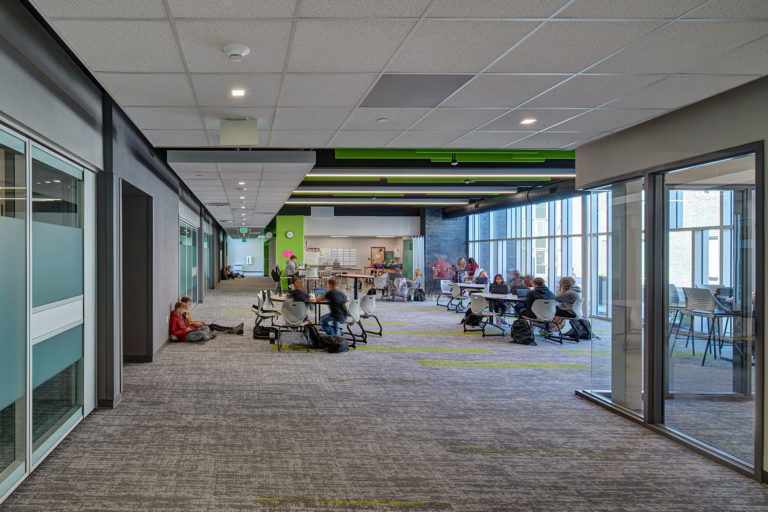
422 208 467 292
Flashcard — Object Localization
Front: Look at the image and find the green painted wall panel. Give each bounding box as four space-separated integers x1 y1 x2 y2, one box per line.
275 215 304 271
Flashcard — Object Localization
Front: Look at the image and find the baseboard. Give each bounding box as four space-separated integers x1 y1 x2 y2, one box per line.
97 391 122 409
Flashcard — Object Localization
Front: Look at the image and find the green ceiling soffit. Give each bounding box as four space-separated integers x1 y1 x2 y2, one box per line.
334 148 575 163
304 176 381 182
332 193 405 197
385 177 551 184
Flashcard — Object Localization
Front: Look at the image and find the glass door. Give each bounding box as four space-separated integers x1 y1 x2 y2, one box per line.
662 154 757 465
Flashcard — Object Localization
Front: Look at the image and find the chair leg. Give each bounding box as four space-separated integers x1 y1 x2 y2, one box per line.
701 317 714 366
363 314 383 336
357 321 368 344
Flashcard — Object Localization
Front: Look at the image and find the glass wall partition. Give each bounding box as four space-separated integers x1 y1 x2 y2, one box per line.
179 220 198 303
0 128 27 497
663 154 757 465
30 147 84 463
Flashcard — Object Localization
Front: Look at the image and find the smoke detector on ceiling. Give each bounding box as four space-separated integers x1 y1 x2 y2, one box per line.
221 43 251 62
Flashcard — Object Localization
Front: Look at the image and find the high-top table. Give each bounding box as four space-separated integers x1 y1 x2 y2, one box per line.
337 273 374 299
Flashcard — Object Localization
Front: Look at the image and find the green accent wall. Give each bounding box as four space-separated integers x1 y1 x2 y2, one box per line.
275 215 304 271
334 148 575 162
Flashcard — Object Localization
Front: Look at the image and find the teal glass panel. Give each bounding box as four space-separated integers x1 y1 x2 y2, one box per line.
32 325 83 389
32 325 83 453
32 151 83 306
0 129 27 492
32 222 83 306
31 147 82 180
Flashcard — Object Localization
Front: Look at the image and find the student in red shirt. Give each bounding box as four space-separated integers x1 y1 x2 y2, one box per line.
169 302 214 342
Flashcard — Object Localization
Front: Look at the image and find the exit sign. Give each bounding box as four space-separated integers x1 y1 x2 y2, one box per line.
240 227 248 233
242 238 247 243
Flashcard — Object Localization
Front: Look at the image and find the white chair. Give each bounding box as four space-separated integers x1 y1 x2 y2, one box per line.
342 298 367 347
462 295 504 337
521 299 562 344
262 290 280 313
255 294 279 327
373 274 389 298
561 298 585 342
360 294 382 336
305 266 320 289
276 301 310 351
435 280 453 307
391 277 408 302
446 283 469 312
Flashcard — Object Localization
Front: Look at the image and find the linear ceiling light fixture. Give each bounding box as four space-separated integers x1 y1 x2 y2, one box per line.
293 186 518 195
285 198 469 206
308 168 573 179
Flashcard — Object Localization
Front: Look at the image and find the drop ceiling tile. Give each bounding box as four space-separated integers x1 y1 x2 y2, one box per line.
607 74 760 109
411 108 507 130
387 131 467 147
143 129 210 146
218 163 265 172
202 108 275 130
123 107 204 130
35 0 166 18
490 21 661 73
98 73 196 106
389 20 538 73
331 131 400 147
685 0 768 18
281 73 377 107
176 20 292 73
525 74 661 108
300 0 430 17
193 74 282 107
505 131 593 149
342 108 432 130
481 108 588 131
442 75 566 108
288 19 415 72
445 132 533 148
168 0 297 17
268 130 337 148
689 36 768 75
205 129 270 147
361 74 473 108
170 162 217 173
185 179 223 187
51 20 184 72
272 108 352 130
554 108 667 131
430 0 566 18
591 21 768 74
557 0 702 19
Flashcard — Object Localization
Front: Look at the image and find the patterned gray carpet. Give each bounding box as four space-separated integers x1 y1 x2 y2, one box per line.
3 279 767 511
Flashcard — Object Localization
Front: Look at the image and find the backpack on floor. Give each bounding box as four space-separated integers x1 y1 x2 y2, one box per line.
510 319 536 345
253 325 273 340
412 288 425 302
461 309 483 327
321 334 349 353
305 323 324 349
568 319 593 340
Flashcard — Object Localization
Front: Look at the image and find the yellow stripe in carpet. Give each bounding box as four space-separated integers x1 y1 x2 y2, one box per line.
418 361 588 369
260 498 449 507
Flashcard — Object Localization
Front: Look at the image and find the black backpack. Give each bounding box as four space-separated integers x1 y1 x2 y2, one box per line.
413 289 425 302
253 325 273 340
461 309 483 327
306 324 349 353
567 319 593 340
510 319 536 345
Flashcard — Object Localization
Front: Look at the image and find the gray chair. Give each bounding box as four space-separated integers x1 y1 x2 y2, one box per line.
373 274 389 298
680 287 734 365
360 294 382 336
342 298 367 347
462 294 504 337
276 301 310 352
435 280 453 307
446 283 469 312
521 299 562 344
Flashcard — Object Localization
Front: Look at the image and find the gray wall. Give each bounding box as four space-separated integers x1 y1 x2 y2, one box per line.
574 75 767 469
422 208 468 291
0 1 102 169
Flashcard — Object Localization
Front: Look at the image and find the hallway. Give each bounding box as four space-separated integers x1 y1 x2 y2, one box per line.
3 283 767 511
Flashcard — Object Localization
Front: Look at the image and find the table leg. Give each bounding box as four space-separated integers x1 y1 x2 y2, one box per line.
353 277 359 299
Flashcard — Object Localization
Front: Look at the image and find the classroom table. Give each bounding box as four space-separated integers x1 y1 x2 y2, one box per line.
474 292 524 303
455 283 486 293
270 294 350 324
337 273 374 299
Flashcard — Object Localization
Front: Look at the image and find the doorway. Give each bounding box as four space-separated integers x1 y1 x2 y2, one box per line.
121 181 153 363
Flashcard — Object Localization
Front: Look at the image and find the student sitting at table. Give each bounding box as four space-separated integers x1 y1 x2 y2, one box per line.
508 270 525 288
554 276 582 318
474 270 489 284
455 257 467 281
317 278 347 335
522 274 533 288
285 255 299 279
519 277 555 319
465 257 479 278
408 269 424 290
290 278 310 304
489 274 509 316
389 264 405 294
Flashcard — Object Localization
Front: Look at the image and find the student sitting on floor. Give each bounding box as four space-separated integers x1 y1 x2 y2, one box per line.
170 302 216 342
180 296 242 334
317 278 347 335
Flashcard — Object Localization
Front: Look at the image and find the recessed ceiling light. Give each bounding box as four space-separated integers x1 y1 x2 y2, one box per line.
231 88 246 97
239 196 245 199
377 117 389 123
238 181 245 185
520 118 537 125
53 179 61 183
330 235 349 238
44 180 51 184
241 206 246 209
